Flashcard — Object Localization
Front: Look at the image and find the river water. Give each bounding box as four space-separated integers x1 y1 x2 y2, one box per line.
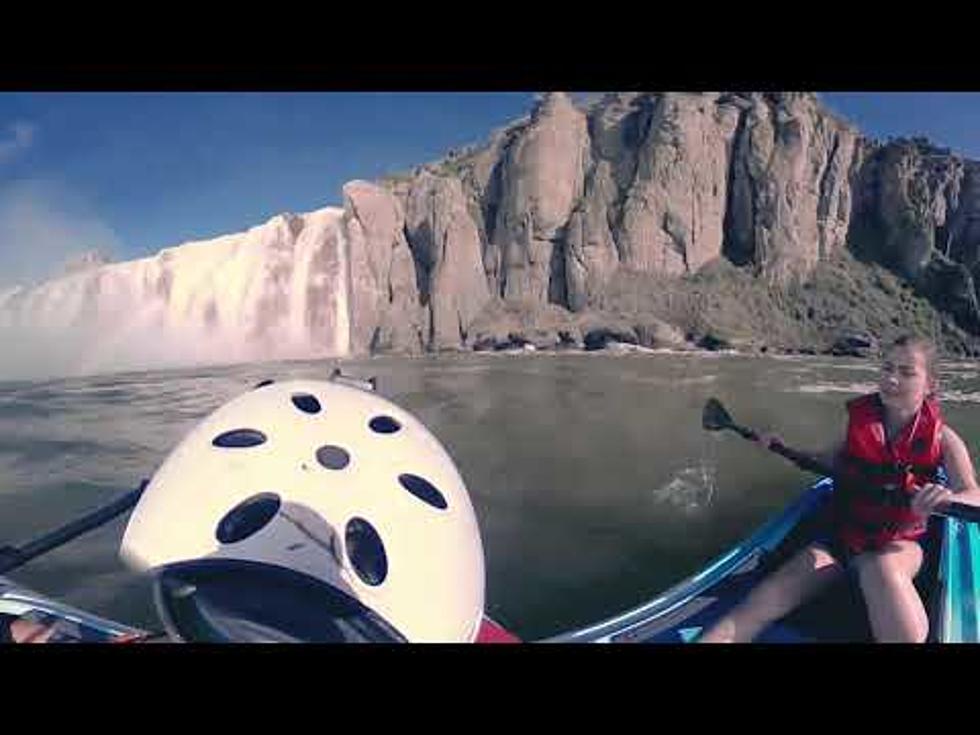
2 350 978 640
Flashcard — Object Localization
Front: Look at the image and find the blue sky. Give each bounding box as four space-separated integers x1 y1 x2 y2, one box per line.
819 92 980 152
0 92 977 287
0 93 536 287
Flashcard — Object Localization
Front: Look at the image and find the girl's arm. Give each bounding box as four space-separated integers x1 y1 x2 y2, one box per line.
941 426 980 507
814 440 844 472
756 430 843 474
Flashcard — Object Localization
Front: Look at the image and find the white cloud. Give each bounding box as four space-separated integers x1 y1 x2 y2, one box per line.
0 120 36 164
0 179 124 288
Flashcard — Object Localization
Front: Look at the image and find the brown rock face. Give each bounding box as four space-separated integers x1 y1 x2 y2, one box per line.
851 138 980 333
487 93 590 305
405 171 491 349
723 93 859 281
343 181 425 354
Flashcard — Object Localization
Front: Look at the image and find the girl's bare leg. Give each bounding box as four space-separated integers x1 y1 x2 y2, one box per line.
699 544 842 643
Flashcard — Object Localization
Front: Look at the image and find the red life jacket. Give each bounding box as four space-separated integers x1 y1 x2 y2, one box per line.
835 393 944 554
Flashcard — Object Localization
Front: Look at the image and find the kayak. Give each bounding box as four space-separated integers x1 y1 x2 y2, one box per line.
546 476 980 643
3 380 977 644
4 476 976 643
0 574 518 643
0 577 150 643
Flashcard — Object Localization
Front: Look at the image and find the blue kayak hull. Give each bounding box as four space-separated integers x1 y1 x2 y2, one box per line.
3 477 976 643
548 477 980 643
0 579 147 643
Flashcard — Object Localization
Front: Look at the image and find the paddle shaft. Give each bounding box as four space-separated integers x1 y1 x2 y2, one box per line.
721 417 980 525
721 421 832 475
0 480 148 576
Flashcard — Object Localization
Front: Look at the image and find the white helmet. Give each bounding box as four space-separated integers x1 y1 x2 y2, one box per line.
120 373 486 643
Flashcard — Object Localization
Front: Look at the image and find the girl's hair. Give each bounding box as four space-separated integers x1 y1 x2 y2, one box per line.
888 333 938 379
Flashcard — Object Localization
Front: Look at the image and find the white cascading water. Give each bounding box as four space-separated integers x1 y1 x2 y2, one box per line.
0 207 352 380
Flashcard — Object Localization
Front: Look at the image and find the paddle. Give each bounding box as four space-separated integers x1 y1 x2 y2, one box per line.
0 479 149 576
702 397 980 525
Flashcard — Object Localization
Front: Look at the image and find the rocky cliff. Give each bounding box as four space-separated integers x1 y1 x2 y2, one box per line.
4 91 980 379
371 92 980 355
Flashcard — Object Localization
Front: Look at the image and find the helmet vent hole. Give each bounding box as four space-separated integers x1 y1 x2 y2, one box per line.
291 393 321 414
315 445 350 470
398 474 448 510
369 415 401 434
212 429 267 448
345 518 387 586
215 492 281 544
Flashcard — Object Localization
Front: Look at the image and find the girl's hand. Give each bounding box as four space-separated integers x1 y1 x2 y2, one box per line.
911 482 954 517
755 432 785 451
